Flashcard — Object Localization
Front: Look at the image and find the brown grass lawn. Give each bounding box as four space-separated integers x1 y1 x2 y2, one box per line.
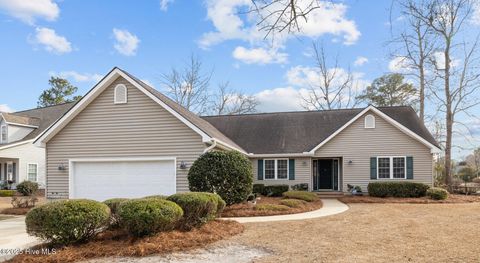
8 220 244 263
228 203 480 262
222 197 323 217
339 194 480 204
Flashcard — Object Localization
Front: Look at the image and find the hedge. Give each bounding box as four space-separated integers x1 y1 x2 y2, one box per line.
188 151 253 205
103 198 128 228
0 190 15 197
25 199 110 245
263 185 289 197
279 199 306 208
118 198 183 237
252 184 265 195
167 192 223 229
368 182 429 198
427 187 449 200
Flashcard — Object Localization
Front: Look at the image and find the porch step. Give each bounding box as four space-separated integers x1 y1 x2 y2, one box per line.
314 192 345 198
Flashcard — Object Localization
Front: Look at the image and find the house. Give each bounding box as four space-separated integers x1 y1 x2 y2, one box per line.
34 67 441 200
0 103 74 189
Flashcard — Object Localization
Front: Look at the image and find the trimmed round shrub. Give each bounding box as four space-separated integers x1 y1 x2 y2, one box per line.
167 192 223 229
210 193 226 217
427 187 449 200
282 191 319 202
188 151 253 205
254 204 289 211
280 199 306 208
25 199 110 246
142 195 168 200
118 198 183 237
16 181 39 196
368 182 429 198
103 198 128 228
263 185 290 197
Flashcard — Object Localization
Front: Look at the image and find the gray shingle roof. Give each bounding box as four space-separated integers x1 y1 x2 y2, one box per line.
1 113 40 127
202 106 439 154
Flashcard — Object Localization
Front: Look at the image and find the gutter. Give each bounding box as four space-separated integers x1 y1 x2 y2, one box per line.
248 152 314 158
203 140 217 153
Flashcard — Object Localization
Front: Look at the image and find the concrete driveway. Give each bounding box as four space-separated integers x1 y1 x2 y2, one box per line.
0 216 39 261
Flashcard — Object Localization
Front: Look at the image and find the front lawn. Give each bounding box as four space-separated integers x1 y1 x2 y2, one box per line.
339 194 480 204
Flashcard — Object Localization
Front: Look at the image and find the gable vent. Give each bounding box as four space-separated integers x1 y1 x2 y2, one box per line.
114 84 127 104
365 114 375 129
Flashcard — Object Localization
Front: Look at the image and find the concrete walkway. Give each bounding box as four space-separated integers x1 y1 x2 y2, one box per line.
223 199 349 223
0 216 39 261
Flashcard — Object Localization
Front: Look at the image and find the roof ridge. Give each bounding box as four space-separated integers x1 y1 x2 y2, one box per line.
14 102 76 114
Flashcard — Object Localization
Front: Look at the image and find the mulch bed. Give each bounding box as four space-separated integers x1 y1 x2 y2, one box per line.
7 220 244 263
221 196 323 217
1 207 32 215
339 194 480 204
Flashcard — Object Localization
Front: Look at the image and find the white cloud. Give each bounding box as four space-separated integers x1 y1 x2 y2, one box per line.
0 104 13 113
0 0 59 24
254 87 307 112
232 46 288 64
160 0 174 11
432 51 460 70
49 71 102 83
388 56 412 73
113 28 140 56
33 27 72 54
199 0 360 48
354 56 368 66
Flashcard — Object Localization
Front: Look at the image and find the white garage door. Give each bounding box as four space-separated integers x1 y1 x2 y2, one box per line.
71 159 176 201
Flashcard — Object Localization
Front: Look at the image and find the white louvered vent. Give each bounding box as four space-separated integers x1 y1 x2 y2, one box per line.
364 114 375 129
114 84 127 104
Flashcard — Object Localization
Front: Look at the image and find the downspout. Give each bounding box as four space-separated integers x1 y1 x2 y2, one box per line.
203 140 217 153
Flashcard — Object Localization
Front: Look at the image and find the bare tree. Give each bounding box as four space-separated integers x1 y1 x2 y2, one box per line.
301 42 360 110
406 0 480 190
251 0 324 39
160 55 211 115
212 82 259 115
391 0 437 123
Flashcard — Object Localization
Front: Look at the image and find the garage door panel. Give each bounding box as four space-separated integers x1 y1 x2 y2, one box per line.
72 160 176 201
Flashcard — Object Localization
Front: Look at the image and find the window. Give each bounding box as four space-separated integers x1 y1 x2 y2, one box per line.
263 159 289 180
365 114 375 128
264 160 275 179
377 157 406 179
1 125 7 143
114 84 127 104
377 158 390 179
277 160 288 179
27 164 38 181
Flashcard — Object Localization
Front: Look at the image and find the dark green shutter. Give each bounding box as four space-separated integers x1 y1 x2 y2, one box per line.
257 159 264 180
370 157 377 180
289 159 295 180
406 157 414 179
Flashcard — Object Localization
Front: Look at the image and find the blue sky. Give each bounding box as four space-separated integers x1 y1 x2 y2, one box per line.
0 0 479 159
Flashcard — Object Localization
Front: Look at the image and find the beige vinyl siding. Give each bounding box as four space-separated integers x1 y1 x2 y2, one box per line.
314 111 434 192
46 77 206 199
252 158 311 189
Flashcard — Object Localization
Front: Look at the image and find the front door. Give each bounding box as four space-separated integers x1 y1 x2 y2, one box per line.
313 159 339 191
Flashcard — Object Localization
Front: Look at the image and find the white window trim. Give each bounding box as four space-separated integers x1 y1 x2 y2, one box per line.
27 163 38 182
263 159 289 180
376 156 407 180
1 125 7 144
114 84 128 104
365 114 375 129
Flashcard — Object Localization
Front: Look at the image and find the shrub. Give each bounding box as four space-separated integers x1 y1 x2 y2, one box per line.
188 151 253 205
25 199 110 245
367 182 429 198
254 204 290 211
427 187 449 200
279 199 306 208
0 190 15 197
282 191 319 202
263 185 289 197
253 184 265 195
291 183 309 191
103 198 128 228
210 193 226 216
12 196 38 208
142 195 168 200
167 192 222 229
16 181 39 196
118 198 183 237
472 177 480 184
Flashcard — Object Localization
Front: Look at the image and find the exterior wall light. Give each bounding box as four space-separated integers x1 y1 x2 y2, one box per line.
180 161 188 169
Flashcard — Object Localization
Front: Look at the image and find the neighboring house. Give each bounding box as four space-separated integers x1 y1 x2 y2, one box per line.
34 67 441 201
0 103 74 189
